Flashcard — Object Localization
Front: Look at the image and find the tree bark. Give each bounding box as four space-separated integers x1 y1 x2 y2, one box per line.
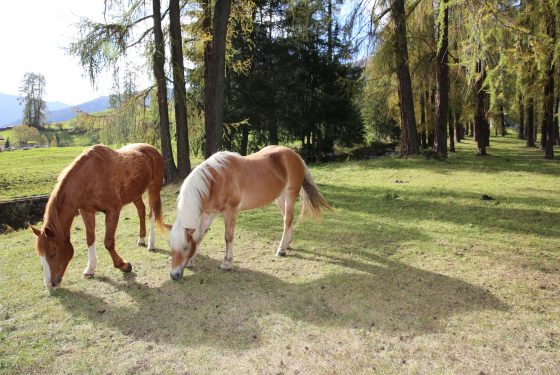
526 97 536 147
391 0 419 156
449 110 455 152
433 0 449 158
544 11 556 159
153 0 178 182
474 61 487 156
500 105 506 136
170 0 191 178
204 0 232 159
554 94 559 144
518 95 525 139
420 91 427 148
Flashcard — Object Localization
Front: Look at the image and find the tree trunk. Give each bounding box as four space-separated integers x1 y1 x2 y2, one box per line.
449 110 455 152
433 0 449 158
474 61 487 156
420 91 427 148
554 94 559 144
428 88 435 147
391 0 419 156
240 124 249 156
204 0 232 159
518 95 525 140
170 0 191 178
544 11 556 159
455 110 462 143
526 97 535 147
153 0 178 183
500 105 506 136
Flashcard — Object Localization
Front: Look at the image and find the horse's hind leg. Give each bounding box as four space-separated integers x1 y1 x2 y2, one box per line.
220 208 237 271
276 188 297 257
133 199 148 248
104 210 132 273
81 210 97 278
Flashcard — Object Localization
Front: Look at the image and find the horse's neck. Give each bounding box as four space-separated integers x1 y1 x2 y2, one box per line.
45 186 78 239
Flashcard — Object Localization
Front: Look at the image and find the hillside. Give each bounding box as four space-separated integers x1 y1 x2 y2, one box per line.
0 94 110 127
0 92 70 127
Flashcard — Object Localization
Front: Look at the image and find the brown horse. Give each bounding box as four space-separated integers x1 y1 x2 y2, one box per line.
169 145 331 280
31 143 165 289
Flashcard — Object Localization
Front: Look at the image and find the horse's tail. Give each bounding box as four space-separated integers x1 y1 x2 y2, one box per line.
149 188 169 233
300 167 332 219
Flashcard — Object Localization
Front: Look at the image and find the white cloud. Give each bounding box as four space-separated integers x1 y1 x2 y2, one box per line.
0 1 150 105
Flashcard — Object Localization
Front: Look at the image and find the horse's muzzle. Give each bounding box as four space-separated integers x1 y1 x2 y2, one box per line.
170 269 183 281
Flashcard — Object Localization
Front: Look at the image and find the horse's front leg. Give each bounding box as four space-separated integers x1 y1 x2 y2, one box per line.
81 210 97 278
104 210 132 272
186 212 216 268
220 208 238 271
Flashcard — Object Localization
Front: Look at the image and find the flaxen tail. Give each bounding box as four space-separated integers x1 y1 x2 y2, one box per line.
300 167 332 219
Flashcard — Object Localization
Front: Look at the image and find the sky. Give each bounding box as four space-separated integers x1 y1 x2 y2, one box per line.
0 1 149 105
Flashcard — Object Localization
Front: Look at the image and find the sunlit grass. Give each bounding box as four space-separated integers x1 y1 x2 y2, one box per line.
1 136 559 374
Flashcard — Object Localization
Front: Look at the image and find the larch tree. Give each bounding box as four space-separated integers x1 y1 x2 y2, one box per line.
18 72 47 128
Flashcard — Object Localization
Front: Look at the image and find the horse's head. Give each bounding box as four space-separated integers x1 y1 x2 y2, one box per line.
169 223 195 280
31 226 74 290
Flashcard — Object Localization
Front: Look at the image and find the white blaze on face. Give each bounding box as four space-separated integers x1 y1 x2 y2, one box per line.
40 256 51 288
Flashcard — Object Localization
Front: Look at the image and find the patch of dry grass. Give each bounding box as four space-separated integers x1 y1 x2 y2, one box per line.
1 136 559 374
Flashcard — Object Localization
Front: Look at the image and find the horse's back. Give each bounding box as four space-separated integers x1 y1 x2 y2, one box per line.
216 146 306 211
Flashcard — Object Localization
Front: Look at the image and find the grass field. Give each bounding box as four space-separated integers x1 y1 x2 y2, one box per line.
1 137 559 374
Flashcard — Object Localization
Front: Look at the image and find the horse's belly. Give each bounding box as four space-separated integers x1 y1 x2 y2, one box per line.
237 186 283 211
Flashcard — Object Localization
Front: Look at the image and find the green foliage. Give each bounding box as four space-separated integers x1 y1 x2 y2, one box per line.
18 72 47 128
4 138 10 148
12 125 41 146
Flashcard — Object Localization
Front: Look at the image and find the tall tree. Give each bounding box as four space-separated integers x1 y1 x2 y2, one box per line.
391 0 419 156
543 7 556 159
18 72 47 128
474 61 487 156
433 0 449 158
153 0 179 181
204 0 233 158
169 0 191 177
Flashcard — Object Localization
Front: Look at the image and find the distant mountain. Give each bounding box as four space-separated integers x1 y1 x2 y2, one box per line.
1 93 69 127
46 96 110 124
1 95 110 127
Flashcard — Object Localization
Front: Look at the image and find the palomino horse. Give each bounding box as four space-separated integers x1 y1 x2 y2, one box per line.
31 143 166 289
169 145 331 280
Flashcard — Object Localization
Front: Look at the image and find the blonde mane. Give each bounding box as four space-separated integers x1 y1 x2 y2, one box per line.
169 151 237 250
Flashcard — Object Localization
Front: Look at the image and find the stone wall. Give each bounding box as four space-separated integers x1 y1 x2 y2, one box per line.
0 195 49 233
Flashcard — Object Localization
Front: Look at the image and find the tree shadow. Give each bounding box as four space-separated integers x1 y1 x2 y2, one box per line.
320 183 560 239
55 253 507 349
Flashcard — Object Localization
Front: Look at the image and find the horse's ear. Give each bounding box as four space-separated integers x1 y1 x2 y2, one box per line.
31 226 41 237
44 227 55 238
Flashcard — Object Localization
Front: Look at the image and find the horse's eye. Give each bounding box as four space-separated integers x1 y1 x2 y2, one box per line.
48 252 56 259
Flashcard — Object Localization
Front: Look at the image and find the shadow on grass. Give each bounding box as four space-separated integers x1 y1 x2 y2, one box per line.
312 138 560 176
319 183 560 240
55 253 507 349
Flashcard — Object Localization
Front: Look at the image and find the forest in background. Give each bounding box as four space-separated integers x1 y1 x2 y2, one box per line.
63 0 559 182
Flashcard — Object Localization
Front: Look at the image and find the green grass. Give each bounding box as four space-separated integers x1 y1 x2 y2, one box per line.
0 147 85 200
1 136 560 374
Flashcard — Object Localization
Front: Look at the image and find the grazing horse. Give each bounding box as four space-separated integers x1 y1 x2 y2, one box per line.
169 145 331 280
31 143 166 289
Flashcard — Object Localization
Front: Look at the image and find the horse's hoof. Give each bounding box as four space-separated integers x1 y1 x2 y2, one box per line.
276 251 286 257
219 263 232 271
82 273 95 279
137 240 146 247
120 262 132 272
